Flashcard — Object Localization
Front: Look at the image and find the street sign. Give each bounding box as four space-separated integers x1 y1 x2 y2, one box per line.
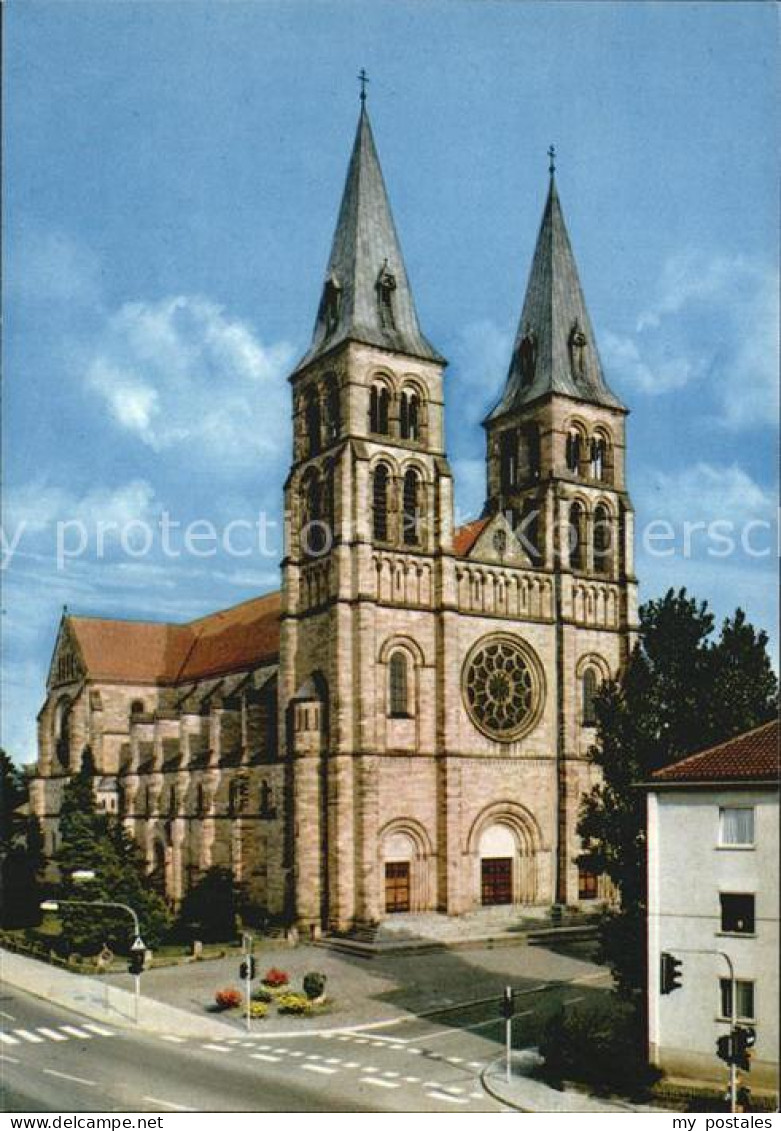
130 936 146 951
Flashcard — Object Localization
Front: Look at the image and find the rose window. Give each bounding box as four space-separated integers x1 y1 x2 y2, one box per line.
462 635 542 741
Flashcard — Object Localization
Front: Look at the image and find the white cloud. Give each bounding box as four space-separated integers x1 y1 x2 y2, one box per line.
4 478 156 536
85 295 296 468
6 230 103 308
638 461 775 527
604 252 779 428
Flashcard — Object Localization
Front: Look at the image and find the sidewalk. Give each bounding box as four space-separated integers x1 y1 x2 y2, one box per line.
482 1049 666 1114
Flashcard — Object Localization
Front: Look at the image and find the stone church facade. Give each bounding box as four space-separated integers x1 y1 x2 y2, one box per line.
30 102 637 936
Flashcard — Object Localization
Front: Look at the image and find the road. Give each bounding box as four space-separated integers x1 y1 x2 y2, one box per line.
0 969 609 1113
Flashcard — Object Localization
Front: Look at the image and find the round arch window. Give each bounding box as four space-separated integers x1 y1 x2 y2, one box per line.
462 633 544 742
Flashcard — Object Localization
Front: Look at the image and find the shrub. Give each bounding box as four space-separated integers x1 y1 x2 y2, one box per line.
214 987 242 1011
276 991 313 1015
539 998 658 1096
262 966 289 988
303 971 327 1001
249 1000 268 1019
252 987 273 1004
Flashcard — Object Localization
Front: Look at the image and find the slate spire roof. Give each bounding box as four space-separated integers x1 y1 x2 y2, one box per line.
295 104 443 373
487 170 625 421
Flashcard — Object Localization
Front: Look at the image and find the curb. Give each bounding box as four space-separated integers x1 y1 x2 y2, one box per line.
480 1056 531 1112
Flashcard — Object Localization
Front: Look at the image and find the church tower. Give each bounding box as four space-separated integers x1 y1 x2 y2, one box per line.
280 94 454 934
484 155 637 901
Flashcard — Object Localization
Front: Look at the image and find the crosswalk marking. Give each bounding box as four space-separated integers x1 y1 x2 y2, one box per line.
37 1028 68 1042
202 1044 231 1053
83 1023 114 1037
13 1030 45 1043
160 1035 185 1043
364 1076 399 1089
403 1075 420 1083
302 1063 337 1075
324 1057 342 1064
60 1026 91 1039
250 1053 281 1063
0 1033 20 1046
427 1092 468 1105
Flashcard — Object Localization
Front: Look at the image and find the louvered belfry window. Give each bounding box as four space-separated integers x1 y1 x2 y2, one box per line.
389 652 409 717
373 464 389 542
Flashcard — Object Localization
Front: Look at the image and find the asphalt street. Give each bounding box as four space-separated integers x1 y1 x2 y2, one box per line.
0 968 609 1113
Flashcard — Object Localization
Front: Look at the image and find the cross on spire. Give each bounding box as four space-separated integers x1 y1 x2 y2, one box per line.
548 144 556 177
358 68 370 104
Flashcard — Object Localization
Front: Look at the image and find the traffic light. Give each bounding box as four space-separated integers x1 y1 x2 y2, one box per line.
716 1033 734 1063
500 986 514 1020
240 957 256 982
733 1026 756 1072
128 950 145 975
660 951 683 994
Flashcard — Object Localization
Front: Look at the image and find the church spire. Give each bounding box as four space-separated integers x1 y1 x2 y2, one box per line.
487 162 624 421
295 100 443 373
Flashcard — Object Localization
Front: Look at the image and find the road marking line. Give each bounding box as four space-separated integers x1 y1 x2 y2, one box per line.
343 1061 360 1068
13 1029 45 1043
37 1028 68 1042
444 1085 464 1094
324 1057 342 1064
256 1044 271 1051
143 1097 197 1112
366 1033 408 1045
468 1061 483 1069
382 1070 399 1078
427 1091 468 1105
288 1050 304 1058
364 1077 399 1089
564 996 585 1005
403 1075 420 1083
337 1036 351 1042
0 1033 20 1046
0 1053 20 1063
0 1011 16 1022
60 1026 91 1039
202 1043 231 1053
470 1092 484 1100
251 1053 281 1063
160 1035 185 1043
354 1038 368 1044
405 1047 422 1054
302 1063 337 1075
83 1023 114 1037
44 1069 96 1087
304 1053 322 1060
361 1066 379 1073
446 1056 464 1064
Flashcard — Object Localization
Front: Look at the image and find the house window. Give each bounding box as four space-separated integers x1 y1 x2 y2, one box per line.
388 652 410 718
582 667 598 727
369 383 391 435
720 893 755 935
719 807 755 847
578 865 599 900
372 464 390 542
720 979 755 1022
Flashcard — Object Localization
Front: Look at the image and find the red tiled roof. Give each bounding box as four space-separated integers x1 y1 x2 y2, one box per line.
69 591 281 685
651 720 779 784
453 517 490 557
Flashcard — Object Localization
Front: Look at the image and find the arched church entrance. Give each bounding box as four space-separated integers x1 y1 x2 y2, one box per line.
469 803 541 908
379 822 432 915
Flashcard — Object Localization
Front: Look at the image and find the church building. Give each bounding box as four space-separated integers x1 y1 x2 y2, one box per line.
30 97 637 936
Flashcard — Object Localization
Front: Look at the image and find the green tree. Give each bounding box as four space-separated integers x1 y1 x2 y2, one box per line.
174 867 238 943
56 750 171 954
578 589 777 1002
0 750 44 928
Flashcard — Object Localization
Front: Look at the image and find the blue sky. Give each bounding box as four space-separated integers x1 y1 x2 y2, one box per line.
3 1 778 762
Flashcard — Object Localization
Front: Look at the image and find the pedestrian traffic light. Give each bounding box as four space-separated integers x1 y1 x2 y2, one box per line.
733 1026 756 1072
660 951 683 994
128 950 145 975
736 1085 751 1112
500 986 514 1020
240 957 256 982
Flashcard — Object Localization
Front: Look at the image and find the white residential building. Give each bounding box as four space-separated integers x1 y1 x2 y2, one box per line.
647 719 779 1093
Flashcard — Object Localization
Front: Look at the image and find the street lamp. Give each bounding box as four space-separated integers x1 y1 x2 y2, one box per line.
39 894 145 1022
